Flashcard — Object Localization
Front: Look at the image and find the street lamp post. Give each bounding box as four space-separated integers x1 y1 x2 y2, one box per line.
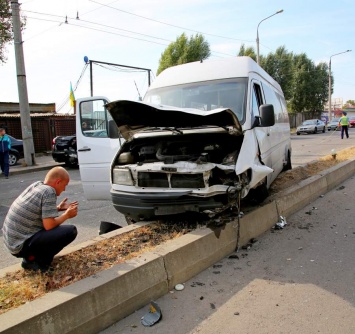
256 9 283 65
328 50 351 122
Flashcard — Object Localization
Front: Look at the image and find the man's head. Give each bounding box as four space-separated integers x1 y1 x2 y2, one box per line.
0 127 5 136
44 167 70 196
343 111 347 116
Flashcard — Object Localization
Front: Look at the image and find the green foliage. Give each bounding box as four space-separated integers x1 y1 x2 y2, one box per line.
238 44 330 114
238 43 257 61
157 33 210 75
0 0 12 63
0 0 26 64
344 100 355 107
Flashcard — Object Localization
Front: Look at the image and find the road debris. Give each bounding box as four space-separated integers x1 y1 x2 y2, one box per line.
174 284 185 291
141 301 162 327
274 216 287 230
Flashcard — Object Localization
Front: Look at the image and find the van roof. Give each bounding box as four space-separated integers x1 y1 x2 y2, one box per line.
149 56 282 92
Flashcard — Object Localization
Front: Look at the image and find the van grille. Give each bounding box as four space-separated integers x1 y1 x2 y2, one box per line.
138 172 205 188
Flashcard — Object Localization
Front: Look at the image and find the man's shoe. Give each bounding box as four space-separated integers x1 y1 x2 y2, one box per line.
21 259 50 273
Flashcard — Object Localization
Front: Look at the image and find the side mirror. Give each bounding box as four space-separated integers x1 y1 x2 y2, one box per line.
259 104 275 127
108 119 120 139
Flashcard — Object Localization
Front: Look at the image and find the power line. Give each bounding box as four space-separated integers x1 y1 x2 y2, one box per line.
23 9 172 43
23 14 236 57
57 63 88 112
88 0 254 44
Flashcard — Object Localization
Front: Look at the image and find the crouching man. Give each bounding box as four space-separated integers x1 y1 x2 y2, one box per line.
2 166 78 272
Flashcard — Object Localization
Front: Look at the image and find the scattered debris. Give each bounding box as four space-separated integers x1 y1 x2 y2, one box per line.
234 312 240 315
228 254 239 259
174 284 184 291
141 302 162 327
99 221 122 235
336 185 345 191
210 303 216 310
213 264 222 268
200 296 204 300
274 216 287 230
191 282 205 287
213 271 221 274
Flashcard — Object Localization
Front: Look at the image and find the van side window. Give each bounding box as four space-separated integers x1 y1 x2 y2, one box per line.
252 83 263 119
262 83 284 122
80 99 111 138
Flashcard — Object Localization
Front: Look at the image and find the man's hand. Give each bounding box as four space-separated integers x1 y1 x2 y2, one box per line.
57 198 78 211
43 202 78 230
65 202 78 218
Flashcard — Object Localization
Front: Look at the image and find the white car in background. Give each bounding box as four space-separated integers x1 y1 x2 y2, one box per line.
296 119 326 135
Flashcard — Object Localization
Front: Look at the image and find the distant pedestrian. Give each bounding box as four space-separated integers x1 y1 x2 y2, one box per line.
338 111 349 139
2 166 78 272
0 126 11 178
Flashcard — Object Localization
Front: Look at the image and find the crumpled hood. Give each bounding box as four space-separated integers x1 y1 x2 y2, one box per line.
106 100 242 140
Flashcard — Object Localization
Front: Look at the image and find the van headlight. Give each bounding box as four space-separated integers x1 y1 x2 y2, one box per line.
112 168 134 185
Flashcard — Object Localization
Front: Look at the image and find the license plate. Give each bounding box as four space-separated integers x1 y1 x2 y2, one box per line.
155 205 198 215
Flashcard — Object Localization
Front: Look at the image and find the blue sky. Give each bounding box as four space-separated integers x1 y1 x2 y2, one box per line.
0 0 354 113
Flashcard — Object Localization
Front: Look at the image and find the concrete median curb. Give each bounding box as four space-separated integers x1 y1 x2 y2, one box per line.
1 159 354 333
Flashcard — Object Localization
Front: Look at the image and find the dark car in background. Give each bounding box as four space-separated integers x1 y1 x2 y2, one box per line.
8 135 24 166
52 135 78 167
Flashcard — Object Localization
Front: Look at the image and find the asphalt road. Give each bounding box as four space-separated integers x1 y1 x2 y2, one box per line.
102 175 355 334
0 129 354 269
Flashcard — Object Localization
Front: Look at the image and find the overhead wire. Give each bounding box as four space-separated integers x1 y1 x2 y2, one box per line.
88 0 255 44
56 63 88 112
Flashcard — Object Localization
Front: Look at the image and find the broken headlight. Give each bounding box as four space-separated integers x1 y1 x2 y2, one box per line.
112 167 134 185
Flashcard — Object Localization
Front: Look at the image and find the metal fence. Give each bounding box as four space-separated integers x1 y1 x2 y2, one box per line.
0 116 75 152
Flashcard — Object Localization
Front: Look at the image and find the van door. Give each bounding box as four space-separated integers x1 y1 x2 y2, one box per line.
76 97 121 200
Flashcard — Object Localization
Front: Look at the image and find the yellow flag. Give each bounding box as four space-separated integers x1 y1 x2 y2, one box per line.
70 82 75 107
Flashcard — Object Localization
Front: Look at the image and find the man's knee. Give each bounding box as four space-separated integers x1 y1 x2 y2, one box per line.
66 225 78 242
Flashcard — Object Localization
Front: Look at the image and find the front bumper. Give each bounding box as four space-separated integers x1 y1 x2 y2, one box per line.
111 189 226 220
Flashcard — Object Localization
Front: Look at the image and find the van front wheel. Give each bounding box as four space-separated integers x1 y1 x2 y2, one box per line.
283 150 292 171
246 180 269 205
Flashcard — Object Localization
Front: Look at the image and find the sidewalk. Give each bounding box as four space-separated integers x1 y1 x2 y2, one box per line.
8 154 63 176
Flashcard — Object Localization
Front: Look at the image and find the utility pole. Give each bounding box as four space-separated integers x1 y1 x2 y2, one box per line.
11 0 35 166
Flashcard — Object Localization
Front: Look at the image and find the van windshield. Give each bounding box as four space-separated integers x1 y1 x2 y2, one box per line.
144 78 247 124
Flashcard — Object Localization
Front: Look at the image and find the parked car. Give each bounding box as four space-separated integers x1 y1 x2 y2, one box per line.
52 135 78 167
349 116 355 128
327 118 340 131
296 119 326 135
8 135 24 166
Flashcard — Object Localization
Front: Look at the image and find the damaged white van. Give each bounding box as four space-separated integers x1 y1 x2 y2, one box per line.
76 56 291 222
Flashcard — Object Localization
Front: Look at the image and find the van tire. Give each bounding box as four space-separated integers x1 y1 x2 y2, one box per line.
283 150 292 171
246 180 269 205
313 127 317 134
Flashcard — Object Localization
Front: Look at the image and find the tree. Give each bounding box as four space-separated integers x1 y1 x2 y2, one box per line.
157 33 210 75
344 100 355 107
0 0 25 64
237 43 257 61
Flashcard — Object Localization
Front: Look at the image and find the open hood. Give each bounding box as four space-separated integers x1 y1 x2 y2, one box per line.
106 100 242 140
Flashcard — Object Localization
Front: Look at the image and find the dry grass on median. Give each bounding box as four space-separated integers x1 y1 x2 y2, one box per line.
270 146 355 194
0 222 198 315
1 146 355 315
